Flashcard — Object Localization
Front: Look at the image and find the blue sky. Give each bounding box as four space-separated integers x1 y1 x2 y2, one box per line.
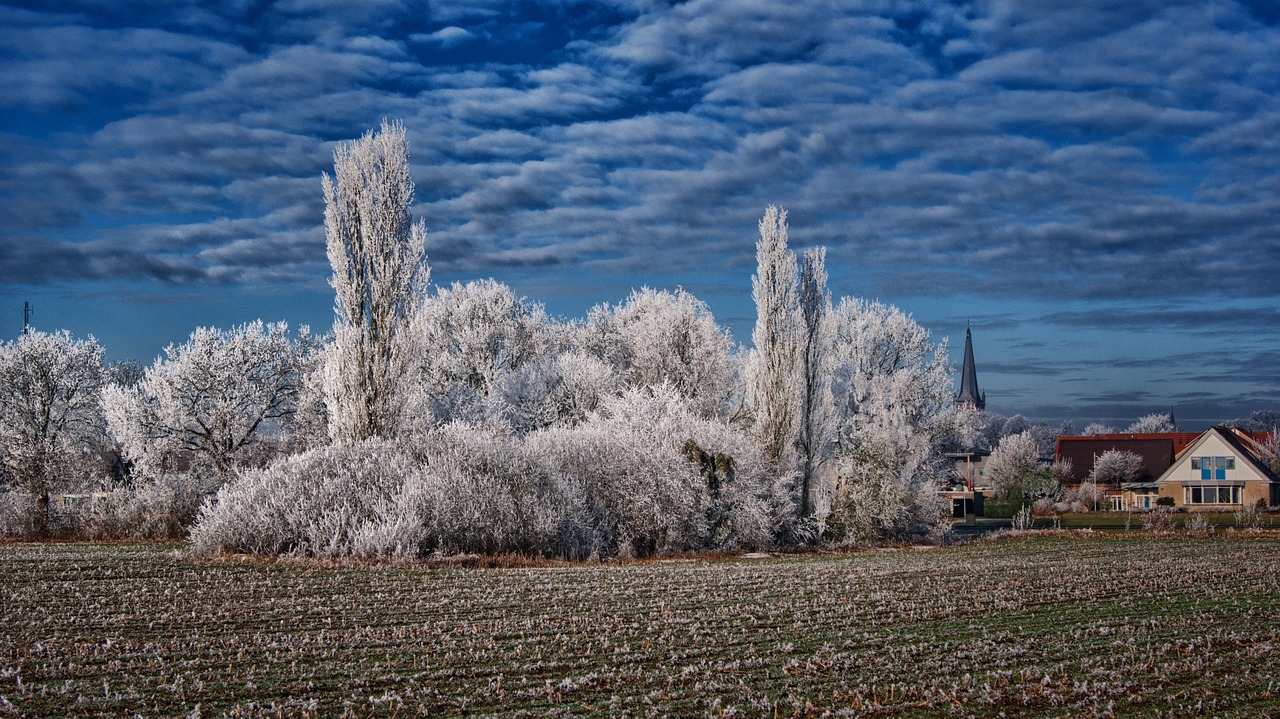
1 0 1278 429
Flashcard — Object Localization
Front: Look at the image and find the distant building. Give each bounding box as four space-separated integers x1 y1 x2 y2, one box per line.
1055 427 1278 510
1054 432 1201 484
954 325 985 411
1151 426 1278 510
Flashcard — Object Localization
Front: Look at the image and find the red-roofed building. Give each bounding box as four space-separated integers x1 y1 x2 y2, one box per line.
1055 428 1278 510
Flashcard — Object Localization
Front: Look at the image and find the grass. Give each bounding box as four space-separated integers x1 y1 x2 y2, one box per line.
1 534 1278 717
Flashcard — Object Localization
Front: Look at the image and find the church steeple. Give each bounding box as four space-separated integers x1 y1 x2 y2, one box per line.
956 324 985 411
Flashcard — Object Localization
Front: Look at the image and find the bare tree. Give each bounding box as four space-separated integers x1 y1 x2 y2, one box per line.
745 205 800 467
0 330 105 534
322 119 429 443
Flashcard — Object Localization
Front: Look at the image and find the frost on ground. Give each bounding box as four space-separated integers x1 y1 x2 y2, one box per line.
2 535 1278 718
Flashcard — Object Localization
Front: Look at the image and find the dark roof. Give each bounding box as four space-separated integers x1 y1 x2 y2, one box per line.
1054 437 1172 481
1056 428 1277 485
955 326 985 410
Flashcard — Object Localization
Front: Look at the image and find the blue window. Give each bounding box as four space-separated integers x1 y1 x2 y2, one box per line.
1201 456 1212 480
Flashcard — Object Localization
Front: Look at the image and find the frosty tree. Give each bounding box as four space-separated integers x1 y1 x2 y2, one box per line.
104 321 309 480
0 330 105 534
746 205 800 466
984 430 1043 500
1089 449 1144 485
796 247 833 517
824 299 961 542
582 287 734 419
1125 412 1176 433
414 278 551 423
322 119 429 443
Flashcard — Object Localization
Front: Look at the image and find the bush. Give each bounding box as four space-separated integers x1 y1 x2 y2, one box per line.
1186 511 1212 536
191 387 781 560
983 498 1029 519
83 471 220 540
0 488 36 537
1142 506 1176 533
1235 500 1268 530
1155 496 1175 507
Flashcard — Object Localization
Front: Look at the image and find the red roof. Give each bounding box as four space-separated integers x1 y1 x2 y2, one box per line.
1054 429 1275 485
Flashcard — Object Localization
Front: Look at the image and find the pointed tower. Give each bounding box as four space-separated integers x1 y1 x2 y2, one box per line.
955 324 985 411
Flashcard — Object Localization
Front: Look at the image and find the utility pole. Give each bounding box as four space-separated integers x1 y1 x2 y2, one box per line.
22 301 32 333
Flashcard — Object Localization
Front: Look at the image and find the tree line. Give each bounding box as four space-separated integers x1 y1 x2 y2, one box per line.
8 120 1257 556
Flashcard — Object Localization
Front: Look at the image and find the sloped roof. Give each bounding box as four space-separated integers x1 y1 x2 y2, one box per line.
1157 426 1279 484
955 326 984 410
1054 436 1187 484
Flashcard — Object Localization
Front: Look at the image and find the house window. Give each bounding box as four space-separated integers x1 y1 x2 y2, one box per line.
1194 456 1235 480
1183 485 1242 505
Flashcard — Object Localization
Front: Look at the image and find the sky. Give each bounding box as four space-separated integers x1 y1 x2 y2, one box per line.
1 0 1278 431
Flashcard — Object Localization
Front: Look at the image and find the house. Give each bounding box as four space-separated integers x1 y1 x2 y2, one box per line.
1147 426 1279 510
1054 432 1201 484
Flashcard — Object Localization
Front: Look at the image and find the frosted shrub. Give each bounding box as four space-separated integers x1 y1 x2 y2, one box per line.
191 440 422 557
0 488 36 536
1011 505 1034 531
84 472 218 539
1186 511 1212 536
409 422 578 556
526 387 775 558
1142 506 1176 533
1234 501 1267 530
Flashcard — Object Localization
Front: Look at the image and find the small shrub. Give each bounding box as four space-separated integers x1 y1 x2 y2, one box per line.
1030 498 1055 517
1234 500 1268 530
1010 505 1034 531
1142 506 1176 533
1155 496 1175 507
1186 511 1212 536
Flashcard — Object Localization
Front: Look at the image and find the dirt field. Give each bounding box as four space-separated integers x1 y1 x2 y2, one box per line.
2 534 1278 717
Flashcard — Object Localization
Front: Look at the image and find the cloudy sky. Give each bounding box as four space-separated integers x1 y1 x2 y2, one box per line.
2 0 1278 429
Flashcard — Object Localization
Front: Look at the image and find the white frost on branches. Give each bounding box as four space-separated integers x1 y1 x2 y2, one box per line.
823 299 960 543
1089 449 1144 485
0 330 105 534
322 119 429 443
746 205 801 466
104 321 308 480
581 287 734 418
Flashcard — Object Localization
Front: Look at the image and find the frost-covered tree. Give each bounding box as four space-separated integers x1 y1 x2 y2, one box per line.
824 299 961 542
104 322 308 480
490 351 619 434
581 287 734 418
745 205 800 465
0 330 105 534
796 247 832 517
414 278 552 424
1088 449 1143 485
1083 422 1118 436
323 119 429 443
985 430 1043 500
1125 412 1176 433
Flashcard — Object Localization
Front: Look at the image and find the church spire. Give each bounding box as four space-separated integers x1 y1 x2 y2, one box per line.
956 323 985 411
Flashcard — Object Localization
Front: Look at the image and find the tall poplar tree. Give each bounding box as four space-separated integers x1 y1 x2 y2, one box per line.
321 120 429 443
746 205 800 467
